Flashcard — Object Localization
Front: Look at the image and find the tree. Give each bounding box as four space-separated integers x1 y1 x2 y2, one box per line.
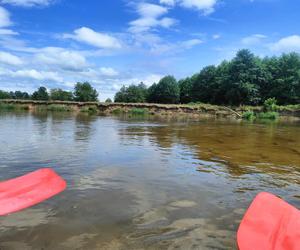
147 76 180 104
267 53 300 104
179 76 195 104
32 87 49 101
73 82 98 102
114 83 148 103
225 49 262 105
192 66 218 104
105 98 112 103
50 89 73 101
0 90 11 99
14 91 30 100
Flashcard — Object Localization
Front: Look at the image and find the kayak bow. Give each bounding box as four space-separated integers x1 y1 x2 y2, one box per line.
0 168 66 216
237 192 300 250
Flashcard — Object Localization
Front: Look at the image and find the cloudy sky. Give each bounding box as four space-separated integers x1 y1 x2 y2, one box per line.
0 0 299 100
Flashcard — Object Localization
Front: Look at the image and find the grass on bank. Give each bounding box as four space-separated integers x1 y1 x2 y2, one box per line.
242 110 279 120
0 103 30 111
111 108 149 116
36 104 74 112
80 106 98 114
129 108 149 115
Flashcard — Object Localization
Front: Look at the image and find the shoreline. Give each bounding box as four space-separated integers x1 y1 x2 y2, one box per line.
0 99 299 120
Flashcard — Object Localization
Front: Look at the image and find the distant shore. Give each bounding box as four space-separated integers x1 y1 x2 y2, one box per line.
0 99 299 120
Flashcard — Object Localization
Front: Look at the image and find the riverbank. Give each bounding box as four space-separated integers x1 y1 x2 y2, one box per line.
0 99 299 120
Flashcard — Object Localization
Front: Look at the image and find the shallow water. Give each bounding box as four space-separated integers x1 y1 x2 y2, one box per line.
0 112 299 249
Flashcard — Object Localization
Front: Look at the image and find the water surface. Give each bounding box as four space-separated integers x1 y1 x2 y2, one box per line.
0 112 299 249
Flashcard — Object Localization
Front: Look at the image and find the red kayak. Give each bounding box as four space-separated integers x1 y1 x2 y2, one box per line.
0 168 66 216
237 192 300 250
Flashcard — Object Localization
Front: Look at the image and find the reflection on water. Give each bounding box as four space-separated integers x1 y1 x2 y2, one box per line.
0 112 299 249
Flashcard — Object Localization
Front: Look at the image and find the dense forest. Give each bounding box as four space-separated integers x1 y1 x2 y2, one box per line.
115 49 300 105
0 82 99 102
1 49 300 106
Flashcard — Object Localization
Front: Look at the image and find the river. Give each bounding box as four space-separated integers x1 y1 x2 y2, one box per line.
0 111 299 249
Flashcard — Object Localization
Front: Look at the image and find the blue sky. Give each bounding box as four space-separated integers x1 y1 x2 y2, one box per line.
0 0 299 100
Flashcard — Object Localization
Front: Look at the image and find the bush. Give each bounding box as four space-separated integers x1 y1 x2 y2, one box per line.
112 108 125 115
129 108 149 115
242 110 256 120
264 98 278 112
80 106 98 114
257 112 279 120
35 104 73 112
0 103 29 111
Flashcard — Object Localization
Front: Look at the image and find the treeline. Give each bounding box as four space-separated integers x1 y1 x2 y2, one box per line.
115 49 300 105
0 82 99 102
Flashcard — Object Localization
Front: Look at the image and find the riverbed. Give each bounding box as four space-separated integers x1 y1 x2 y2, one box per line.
0 111 299 249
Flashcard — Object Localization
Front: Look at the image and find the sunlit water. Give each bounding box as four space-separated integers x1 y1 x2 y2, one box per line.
0 111 299 250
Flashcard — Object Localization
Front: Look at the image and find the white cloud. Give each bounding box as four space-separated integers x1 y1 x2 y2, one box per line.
0 6 11 28
160 0 176 6
35 47 88 71
270 35 300 52
0 0 52 7
242 34 267 45
2 69 62 82
181 39 203 48
99 67 119 77
150 38 202 55
212 34 221 39
129 3 177 33
137 3 168 18
64 27 122 49
159 0 218 15
0 28 18 35
0 51 23 65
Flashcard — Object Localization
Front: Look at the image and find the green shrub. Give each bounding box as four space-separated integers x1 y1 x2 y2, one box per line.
36 104 73 112
242 110 256 120
80 106 98 114
257 111 279 120
129 108 149 115
111 108 124 115
47 105 73 112
0 103 29 111
264 98 278 112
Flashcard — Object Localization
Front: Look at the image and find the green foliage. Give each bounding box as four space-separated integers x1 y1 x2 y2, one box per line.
10 91 30 100
113 49 300 106
242 110 256 120
192 66 218 104
0 90 30 100
257 112 279 120
114 83 147 103
80 106 98 114
0 90 11 99
179 76 194 103
46 105 73 112
50 89 73 101
129 108 149 115
264 98 278 111
105 98 113 103
242 110 279 120
32 87 49 101
0 103 29 111
111 108 123 115
147 76 180 104
74 82 98 102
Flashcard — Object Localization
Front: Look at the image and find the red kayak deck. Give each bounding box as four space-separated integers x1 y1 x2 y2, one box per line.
237 192 300 250
0 168 66 216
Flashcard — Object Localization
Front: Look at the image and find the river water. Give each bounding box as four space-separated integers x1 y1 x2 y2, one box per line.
0 112 299 249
